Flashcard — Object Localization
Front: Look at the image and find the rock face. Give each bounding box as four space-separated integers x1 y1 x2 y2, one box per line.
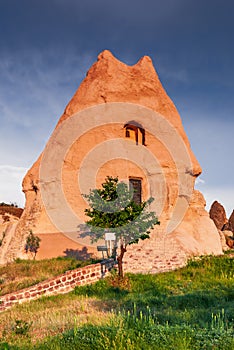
0 207 22 263
218 230 230 251
209 201 228 230
226 210 234 233
0 50 223 269
209 201 234 249
222 230 234 249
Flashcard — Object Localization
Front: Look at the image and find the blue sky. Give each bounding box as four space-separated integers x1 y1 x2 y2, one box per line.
0 0 233 216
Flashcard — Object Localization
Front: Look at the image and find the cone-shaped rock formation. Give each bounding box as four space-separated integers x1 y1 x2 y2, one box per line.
0 50 223 271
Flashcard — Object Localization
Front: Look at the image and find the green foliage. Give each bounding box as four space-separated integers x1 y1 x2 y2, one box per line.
11 319 32 336
83 176 159 245
73 255 234 323
83 176 159 277
0 202 18 207
74 270 131 299
4 307 233 349
0 255 233 349
24 230 41 260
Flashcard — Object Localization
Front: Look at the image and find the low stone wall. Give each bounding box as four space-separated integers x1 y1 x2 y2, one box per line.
0 259 114 312
123 232 189 274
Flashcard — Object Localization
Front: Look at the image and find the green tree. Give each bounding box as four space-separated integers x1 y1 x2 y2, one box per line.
25 230 41 260
83 176 159 277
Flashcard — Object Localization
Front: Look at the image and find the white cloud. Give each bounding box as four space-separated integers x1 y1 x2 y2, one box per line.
195 177 205 185
0 165 28 207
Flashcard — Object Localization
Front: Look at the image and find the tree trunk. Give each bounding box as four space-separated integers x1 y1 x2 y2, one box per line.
117 243 126 278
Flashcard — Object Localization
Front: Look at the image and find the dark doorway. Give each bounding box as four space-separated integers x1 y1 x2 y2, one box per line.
129 178 142 204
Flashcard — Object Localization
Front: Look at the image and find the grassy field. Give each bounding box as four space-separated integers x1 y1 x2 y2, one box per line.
0 253 233 349
0 257 98 296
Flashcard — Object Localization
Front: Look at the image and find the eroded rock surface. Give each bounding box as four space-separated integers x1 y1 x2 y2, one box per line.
226 210 234 233
1 50 223 269
209 201 228 230
209 201 234 250
0 208 22 264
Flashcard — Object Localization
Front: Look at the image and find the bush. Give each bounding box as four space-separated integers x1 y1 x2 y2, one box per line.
12 319 32 336
24 231 41 260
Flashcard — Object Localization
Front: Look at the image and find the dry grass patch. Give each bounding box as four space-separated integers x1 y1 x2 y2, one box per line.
0 257 97 296
0 292 111 344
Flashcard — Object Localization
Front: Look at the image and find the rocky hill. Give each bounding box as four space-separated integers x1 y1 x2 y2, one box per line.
0 204 23 219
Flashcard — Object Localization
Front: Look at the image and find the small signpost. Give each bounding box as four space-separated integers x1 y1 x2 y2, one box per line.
105 232 116 257
97 232 117 260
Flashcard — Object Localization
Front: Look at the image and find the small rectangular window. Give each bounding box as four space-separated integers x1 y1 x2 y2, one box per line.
126 130 130 137
129 178 142 204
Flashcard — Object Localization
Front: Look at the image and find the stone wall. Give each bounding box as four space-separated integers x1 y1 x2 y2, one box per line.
0 260 114 312
124 229 189 274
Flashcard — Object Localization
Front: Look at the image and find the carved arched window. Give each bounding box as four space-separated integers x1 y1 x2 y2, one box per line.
124 121 145 145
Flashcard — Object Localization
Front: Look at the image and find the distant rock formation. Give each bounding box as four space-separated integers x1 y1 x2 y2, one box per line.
0 205 23 219
223 231 234 249
210 201 234 249
0 50 223 271
225 210 234 233
218 230 229 251
209 201 228 230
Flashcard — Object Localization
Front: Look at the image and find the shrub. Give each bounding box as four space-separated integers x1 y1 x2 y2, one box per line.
25 231 41 260
12 319 32 336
